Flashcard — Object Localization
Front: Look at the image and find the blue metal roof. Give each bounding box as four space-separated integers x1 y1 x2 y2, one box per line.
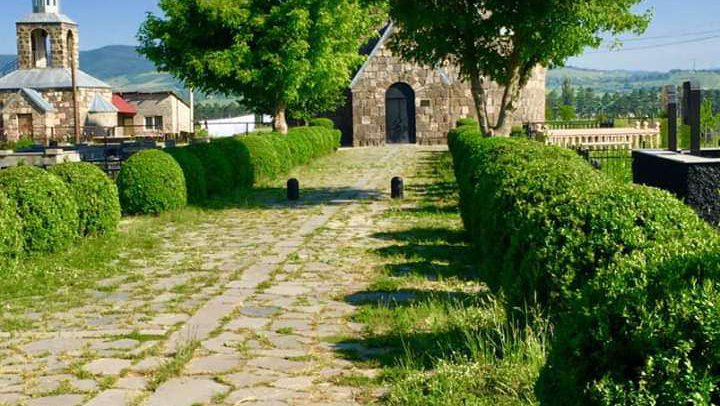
0 68 111 90
17 13 76 24
88 93 117 113
21 88 54 112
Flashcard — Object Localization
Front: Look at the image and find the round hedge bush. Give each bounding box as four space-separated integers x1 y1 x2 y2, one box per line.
309 118 335 129
117 150 187 215
0 190 22 269
49 162 121 236
456 117 479 128
166 147 208 204
187 142 234 197
0 165 79 253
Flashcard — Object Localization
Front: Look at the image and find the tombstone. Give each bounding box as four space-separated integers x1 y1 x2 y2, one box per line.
683 81 691 125
686 81 702 155
666 85 678 151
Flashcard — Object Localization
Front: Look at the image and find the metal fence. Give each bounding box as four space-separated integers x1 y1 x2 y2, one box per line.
575 146 634 183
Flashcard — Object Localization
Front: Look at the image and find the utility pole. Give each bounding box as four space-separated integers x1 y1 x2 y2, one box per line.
71 38 80 144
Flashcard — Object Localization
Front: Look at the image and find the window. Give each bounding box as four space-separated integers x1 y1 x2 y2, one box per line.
145 116 163 131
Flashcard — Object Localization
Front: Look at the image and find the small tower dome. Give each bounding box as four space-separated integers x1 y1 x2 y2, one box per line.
33 0 59 14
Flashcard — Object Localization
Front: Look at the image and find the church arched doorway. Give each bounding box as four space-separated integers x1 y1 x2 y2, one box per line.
385 83 416 144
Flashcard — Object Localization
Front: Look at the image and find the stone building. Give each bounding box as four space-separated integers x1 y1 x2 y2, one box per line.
117 91 192 136
0 0 193 142
0 0 116 141
339 24 546 146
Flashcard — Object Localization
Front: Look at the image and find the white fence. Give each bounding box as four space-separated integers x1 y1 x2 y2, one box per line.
539 122 662 149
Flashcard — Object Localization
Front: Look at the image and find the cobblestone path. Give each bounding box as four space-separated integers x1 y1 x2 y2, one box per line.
0 146 445 406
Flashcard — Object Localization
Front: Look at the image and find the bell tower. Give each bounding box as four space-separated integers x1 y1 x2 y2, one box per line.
16 0 79 70
33 0 59 14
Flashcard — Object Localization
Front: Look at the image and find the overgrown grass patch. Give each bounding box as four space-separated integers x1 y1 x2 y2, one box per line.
342 149 548 405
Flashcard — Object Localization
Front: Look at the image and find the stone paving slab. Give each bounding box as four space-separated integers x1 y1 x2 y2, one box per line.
2 146 436 406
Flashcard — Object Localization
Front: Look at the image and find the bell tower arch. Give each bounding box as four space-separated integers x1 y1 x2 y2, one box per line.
16 0 78 70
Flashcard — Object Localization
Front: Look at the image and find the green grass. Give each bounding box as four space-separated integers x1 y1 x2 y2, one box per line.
147 340 200 391
345 150 549 405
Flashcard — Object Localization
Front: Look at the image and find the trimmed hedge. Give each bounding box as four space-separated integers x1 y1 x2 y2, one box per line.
309 117 335 129
449 127 714 314
117 150 187 215
0 165 79 253
0 190 22 269
234 126 340 184
212 137 253 189
187 142 234 197
537 248 720 405
49 162 121 236
456 117 479 128
166 147 208 204
448 126 720 404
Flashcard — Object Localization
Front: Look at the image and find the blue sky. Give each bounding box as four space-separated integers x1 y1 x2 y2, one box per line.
0 0 719 72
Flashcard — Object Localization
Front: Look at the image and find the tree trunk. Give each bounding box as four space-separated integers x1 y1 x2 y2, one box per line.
274 103 289 135
469 74 491 137
494 64 523 136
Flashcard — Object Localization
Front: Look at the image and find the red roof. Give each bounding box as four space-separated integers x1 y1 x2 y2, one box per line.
112 94 137 115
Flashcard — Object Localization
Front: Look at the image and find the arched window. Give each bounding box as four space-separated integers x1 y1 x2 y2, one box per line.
30 29 51 68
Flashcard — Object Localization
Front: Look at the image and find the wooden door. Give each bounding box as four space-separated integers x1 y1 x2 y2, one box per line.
17 114 33 136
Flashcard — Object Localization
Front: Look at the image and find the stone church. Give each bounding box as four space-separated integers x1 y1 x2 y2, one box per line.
336 23 546 146
0 0 117 141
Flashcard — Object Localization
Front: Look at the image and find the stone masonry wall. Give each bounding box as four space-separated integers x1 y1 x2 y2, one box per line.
16 22 79 70
0 87 113 141
351 36 546 147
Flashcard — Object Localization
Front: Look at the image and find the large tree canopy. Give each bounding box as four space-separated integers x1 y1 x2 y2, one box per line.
138 0 382 133
387 0 652 135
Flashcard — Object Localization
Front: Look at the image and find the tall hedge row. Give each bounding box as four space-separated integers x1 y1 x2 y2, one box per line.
166 126 341 200
448 125 720 404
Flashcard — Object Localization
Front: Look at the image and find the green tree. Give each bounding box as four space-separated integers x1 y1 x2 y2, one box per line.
387 0 651 135
701 97 720 141
559 105 577 121
138 0 382 134
561 77 575 107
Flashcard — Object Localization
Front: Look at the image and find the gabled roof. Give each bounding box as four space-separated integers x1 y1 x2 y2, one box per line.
349 22 455 89
17 13 76 24
0 68 111 90
21 88 54 112
350 23 395 89
112 94 137 115
89 94 117 113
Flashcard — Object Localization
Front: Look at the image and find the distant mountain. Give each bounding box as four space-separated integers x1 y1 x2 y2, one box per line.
548 66 720 93
4 45 720 97
0 44 182 93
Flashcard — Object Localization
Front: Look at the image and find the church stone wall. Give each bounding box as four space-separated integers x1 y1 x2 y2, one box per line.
0 87 113 141
16 22 79 70
350 36 546 146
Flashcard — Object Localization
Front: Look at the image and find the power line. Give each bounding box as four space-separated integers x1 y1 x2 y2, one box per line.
617 28 720 42
588 34 720 54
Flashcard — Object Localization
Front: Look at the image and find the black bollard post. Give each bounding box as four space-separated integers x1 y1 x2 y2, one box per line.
666 85 678 152
287 178 300 201
391 177 404 199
